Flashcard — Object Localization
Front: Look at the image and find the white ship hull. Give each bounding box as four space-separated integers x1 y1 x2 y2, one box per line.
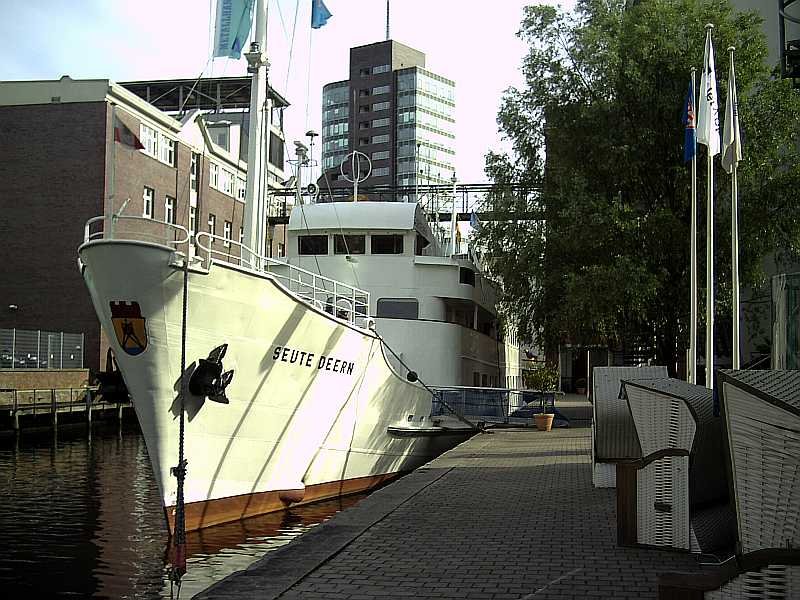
79 239 471 531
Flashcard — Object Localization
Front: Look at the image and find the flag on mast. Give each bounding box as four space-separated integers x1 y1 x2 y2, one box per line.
311 0 332 29
113 115 145 150
682 79 696 163
213 0 255 59
721 54 742 174
697 28 720 156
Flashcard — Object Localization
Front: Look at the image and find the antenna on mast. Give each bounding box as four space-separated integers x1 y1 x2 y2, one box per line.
386 0 390 40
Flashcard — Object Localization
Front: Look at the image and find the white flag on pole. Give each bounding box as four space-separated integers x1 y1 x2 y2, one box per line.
697 28 720 156
721 50 743 174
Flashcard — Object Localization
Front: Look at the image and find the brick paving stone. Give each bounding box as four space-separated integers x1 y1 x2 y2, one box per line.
197 426 706 600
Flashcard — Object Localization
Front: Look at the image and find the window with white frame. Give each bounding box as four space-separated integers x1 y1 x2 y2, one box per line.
372 150 390 160
371 85 390 95
220 168 234 196
165 196 175 224
189 206 197 237
372 101 390 111
372 117 390 128
140 124 158 158
373 167 390 177
159 135 175 166
208 213 216 244
237 178 246 201
210 163 219 188
223 220 232 247
142 186 154 218
371 134 389 144
190 153 199 191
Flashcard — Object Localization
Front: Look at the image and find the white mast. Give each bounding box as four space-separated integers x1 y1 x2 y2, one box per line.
242 0 271 262
450 173 458 257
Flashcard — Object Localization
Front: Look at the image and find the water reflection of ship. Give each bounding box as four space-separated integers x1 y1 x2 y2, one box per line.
158 494 364 598
181 494 362 558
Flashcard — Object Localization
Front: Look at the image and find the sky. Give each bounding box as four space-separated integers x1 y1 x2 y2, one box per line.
1 0 576 183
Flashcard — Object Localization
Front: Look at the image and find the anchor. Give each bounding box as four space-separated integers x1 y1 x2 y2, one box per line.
95 348 129 403
188 344 234 404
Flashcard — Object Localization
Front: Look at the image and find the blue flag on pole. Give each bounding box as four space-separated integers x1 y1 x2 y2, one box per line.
682 79 696 163
213 0 255 59
311 0 332 29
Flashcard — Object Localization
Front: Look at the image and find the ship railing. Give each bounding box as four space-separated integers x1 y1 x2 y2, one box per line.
194 232 371 329
82 214 370 328
430 386 562 424
84 214 191 248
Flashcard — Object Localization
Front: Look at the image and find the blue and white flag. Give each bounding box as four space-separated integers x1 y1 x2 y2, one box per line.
470 211 481 232
311 0 332 29
214 0 255 59
682 79 696 163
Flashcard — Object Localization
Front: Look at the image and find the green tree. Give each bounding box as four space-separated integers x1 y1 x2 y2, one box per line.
481 0 800 372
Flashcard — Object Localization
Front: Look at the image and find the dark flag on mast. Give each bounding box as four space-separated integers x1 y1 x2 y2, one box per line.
682 79 696 163
114 115 144 150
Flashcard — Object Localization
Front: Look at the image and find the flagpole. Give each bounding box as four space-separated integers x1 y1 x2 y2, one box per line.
689 68 698 384
728 46 741 370
450 173 458 257
703 23 716 389
706 141 714 387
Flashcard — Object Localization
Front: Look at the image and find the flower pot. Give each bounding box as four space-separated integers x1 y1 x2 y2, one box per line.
534 413 554 431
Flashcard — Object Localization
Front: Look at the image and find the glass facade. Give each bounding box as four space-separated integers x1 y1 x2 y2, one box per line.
321 82 350 171
395 68 456 191
320 43 456 198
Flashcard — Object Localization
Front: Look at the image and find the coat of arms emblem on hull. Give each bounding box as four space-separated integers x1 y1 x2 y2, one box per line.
110 301 148 356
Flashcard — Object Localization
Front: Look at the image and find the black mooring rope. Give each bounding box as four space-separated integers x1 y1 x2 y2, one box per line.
170 249 190 596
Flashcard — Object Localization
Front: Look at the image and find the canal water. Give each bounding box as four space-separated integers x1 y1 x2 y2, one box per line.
0 422 363 599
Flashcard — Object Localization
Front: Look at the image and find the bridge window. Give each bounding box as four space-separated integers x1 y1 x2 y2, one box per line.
334 234 365 255
459 267 475 286
377 298 418 319
298 235 328 255
371 234 404 254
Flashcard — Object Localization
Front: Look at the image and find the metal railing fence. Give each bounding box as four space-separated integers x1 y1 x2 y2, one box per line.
0 387 99 413
430 386 562 424
0 329 84 369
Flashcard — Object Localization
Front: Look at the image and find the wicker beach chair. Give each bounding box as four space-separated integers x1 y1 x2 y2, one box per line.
617 378 734 553
591 365 668 488
658 370 800 599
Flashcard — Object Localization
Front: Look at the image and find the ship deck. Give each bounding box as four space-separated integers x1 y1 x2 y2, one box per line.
196 395 707 599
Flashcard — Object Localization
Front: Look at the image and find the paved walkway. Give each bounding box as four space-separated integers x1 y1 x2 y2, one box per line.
198 425 703 599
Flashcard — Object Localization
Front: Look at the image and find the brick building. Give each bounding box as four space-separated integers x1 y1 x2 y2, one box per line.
0 75 289 373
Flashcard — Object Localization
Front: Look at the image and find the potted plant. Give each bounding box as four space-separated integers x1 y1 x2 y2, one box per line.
525 364 558 431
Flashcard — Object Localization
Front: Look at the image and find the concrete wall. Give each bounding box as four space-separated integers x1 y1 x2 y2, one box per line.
0 369 91 390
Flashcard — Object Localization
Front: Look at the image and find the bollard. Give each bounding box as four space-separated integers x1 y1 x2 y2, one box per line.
86 388 92 425
52 389 57 426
